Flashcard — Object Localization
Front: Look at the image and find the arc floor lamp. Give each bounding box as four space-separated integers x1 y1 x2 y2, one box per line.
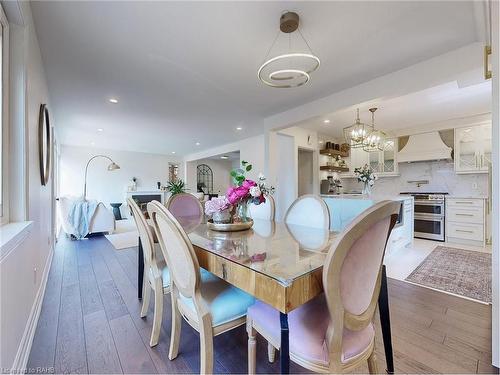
83 155 120 200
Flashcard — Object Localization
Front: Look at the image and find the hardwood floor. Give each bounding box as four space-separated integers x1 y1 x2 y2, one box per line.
27 235 498 374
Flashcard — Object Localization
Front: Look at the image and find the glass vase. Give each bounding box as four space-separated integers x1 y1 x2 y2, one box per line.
235 201 250 222
212 209 231 224
362 182 372 196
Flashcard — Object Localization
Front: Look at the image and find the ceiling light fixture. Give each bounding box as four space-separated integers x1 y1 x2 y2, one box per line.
171 151 176 154
109 98 118 104
323 119 330 124
220 155 229 159
258 11 320 88
236 127 243 131
363 108 386 152
195 142 200 146
97 128 103 132
343 108 373 149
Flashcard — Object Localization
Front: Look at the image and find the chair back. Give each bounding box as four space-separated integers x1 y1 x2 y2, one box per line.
127 198 157 268
166 193 203 221
322 200 400 364
147 200 200 299
284 194 330 229
248 195 275 220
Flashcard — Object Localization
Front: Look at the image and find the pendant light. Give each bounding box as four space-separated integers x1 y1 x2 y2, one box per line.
363 108 386 152
258 11 320 88
343 108 373 149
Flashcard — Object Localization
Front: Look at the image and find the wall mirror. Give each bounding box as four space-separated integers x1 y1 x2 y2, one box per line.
38 104 51 186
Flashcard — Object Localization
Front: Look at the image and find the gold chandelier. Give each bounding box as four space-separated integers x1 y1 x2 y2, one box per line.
258 12 320 88
363 107 386 152
343 108 373 148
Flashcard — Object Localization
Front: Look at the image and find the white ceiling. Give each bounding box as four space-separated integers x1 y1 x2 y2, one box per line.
297 80 492 139
30 1 481 155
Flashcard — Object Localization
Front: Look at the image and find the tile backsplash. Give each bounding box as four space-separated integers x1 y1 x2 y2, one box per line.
342 160 488 197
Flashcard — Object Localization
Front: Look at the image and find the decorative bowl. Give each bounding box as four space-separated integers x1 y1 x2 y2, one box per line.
207 219 254 232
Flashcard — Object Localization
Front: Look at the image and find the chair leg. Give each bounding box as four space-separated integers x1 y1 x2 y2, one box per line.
367 351 379 374
199 313 214 374
267 342 276 363
247 319 257 374
168 291 182 360
140 278 151 318
149 279 163 347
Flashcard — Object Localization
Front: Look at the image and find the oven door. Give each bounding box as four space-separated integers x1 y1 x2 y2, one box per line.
414 200 445 215
414 213 445 241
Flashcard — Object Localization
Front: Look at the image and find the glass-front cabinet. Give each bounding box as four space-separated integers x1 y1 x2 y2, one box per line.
454 123 491 174
344 138 398 177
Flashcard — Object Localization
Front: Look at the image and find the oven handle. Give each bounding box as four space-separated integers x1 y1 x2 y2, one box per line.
414 213 444 221
414 200 445 206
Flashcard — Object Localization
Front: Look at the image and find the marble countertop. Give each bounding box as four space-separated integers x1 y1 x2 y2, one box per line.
321 194 413 201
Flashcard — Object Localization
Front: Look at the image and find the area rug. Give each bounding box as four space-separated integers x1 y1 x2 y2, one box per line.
405 246 491 303
105 219 138 250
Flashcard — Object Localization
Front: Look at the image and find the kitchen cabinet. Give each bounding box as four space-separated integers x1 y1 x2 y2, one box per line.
454 123 491 174
343 138 398 177
445 197 486 246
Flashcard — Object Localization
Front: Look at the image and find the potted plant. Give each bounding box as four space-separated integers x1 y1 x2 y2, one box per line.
166 179 187 195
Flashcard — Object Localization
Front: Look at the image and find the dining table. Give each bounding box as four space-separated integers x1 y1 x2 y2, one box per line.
137 217 395 374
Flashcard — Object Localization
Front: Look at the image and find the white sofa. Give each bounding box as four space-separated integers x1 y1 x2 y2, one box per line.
58 196 115 237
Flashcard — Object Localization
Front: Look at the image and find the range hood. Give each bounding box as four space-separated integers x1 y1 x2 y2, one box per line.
398 131 452 163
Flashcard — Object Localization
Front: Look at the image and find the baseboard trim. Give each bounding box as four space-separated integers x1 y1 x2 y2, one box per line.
10 244 54 374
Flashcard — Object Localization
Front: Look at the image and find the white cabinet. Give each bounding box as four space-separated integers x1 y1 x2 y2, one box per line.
344 138 398 177
454 123 491 174
445 197 486 246
386 197 414 256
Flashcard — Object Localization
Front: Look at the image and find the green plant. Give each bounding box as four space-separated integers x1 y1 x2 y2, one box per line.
166 179 187 195
230 160 252 186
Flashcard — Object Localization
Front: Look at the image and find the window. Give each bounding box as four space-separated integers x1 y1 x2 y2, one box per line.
0 5 8 225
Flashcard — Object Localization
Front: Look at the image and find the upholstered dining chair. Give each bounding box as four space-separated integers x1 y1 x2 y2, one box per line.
127 197 169 347
147 201 255 374
248 194 276 220
247 200 400 374
284 194 330 229
165 192 204 222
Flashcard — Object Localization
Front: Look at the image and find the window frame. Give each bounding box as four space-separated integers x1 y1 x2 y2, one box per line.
0 4 9 225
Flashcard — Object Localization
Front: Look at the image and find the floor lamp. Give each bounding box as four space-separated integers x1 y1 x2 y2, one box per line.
83 155 120 200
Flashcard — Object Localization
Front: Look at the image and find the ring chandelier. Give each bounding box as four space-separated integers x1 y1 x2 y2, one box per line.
258 12 320 88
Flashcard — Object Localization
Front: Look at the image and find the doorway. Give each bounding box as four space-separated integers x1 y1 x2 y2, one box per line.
298 148 314 196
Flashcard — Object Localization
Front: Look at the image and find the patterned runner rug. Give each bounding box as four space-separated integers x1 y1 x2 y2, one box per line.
405 245 491 303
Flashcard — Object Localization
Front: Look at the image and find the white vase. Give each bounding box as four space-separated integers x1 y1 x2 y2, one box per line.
362 182 372 196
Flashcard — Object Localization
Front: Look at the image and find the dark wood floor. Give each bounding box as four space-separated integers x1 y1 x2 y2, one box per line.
27 234 498 374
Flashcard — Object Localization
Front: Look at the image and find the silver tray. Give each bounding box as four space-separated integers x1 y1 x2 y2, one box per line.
207 219 254 232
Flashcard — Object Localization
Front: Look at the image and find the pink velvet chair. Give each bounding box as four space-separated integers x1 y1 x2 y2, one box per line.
166 193 204 223
246 200 400 374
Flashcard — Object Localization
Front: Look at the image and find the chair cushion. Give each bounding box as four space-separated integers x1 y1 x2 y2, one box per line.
247 294 374 365
179 275 255 327
161 267 215 293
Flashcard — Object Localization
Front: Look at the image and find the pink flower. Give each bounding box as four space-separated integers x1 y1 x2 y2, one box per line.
204 196 230 216
242 179 257 189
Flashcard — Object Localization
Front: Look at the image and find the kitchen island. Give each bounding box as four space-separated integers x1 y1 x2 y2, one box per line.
321 194 414 255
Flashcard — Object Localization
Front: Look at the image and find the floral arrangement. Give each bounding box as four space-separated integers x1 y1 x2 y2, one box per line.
354 164 377 193
204 160 274 223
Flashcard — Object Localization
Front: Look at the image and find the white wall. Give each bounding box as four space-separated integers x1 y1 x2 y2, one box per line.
0 2 53 370
60 145 182 216
185 158 234 195
184 134 265 185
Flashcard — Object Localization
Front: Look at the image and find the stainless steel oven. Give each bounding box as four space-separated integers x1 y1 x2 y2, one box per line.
401 193 447 241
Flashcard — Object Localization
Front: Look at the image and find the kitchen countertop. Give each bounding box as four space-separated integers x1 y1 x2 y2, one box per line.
445 195 488 200
321 194 413 201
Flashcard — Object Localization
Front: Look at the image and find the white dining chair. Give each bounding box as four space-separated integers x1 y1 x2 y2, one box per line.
247 201 401 374
284 194 330 229
127 197 169 347
248 194 276 220
147 200 255 374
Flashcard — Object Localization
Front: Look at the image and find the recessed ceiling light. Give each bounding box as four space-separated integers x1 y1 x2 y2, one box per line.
97 128 103 132
318 140 324 144
171 151 176 154
90 141 95 146
109 98 118 104
195 142 200 146
323 119 330 124
220 155 229 159
236 127 243 131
